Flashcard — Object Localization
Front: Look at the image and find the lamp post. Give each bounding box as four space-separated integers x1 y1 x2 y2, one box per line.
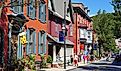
62 1 66 69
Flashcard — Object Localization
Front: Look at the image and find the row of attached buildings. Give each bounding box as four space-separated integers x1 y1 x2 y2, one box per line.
0 0 94 66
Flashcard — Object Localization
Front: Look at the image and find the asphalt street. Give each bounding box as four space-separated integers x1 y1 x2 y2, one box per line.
69 58 121 71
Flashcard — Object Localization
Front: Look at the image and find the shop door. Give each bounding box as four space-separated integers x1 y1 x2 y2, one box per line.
0 29 4 65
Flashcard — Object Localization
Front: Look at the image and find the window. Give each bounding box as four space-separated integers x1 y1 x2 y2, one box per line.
26 29 36 55
55 24 58 34
80 29 87 38
69 25 73 36
11 0 23 13
27 0 36 19
39 1 46 23
38 31 46 54
84 29 87 38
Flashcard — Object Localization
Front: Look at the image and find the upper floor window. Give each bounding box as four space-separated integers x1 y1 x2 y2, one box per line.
38 31 47 54
69 25 73 36
39 1 46 23
26 28 36 55
27 0 36 19
11 0 23 13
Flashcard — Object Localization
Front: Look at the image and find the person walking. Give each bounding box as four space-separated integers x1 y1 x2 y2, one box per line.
74 54 78 66
70 55 73 65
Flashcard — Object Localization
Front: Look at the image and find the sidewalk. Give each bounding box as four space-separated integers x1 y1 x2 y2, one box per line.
39 58 106 71
39 62 89 71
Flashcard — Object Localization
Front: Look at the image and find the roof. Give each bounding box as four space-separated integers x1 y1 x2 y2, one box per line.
73 7 92 21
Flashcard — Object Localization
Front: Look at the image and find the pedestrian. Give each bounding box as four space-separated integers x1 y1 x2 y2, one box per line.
81 53 84 63
74 54 78 66
70 55 73 65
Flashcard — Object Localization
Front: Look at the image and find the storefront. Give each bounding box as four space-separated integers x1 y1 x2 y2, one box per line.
47 34 74 65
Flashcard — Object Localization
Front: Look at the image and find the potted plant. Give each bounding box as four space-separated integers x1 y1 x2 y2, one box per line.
18 54 36 71
46 55 52 68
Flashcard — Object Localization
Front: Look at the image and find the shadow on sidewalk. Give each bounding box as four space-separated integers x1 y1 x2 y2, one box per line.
91 63 111 65
77 66 98 70
77 66 121 71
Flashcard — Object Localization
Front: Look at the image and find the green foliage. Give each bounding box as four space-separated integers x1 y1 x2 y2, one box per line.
92 10 117 52
41 55 47 68
111 0 121 39
47 55 52 63
111 0 121 15
18 54 36 71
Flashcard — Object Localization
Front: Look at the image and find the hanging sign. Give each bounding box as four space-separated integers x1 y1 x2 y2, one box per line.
19 32 27 45
59 31 64 42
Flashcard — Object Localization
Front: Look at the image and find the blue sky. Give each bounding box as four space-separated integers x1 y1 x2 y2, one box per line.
72 0 114 16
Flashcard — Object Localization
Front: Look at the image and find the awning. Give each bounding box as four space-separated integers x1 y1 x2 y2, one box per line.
80 38 87 43
47 33 74 45
53 37 74 45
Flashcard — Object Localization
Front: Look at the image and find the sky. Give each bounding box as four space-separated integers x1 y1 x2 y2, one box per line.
72 0 114 16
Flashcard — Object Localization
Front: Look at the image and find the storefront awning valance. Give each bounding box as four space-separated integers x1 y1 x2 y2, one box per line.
47 33 74 45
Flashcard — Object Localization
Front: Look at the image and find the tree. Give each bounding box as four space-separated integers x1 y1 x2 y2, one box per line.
111 0 121 39
111 0 121 15
92 10 117 52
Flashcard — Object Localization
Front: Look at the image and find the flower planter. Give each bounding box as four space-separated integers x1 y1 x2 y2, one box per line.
46 63 51 68
58 63 63 67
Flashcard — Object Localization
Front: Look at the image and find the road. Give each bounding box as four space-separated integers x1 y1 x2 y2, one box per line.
69 58 121 71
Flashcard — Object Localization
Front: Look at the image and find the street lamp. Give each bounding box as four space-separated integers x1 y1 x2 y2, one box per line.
62 1 67 69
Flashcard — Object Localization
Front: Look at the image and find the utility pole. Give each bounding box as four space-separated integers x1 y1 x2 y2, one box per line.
64 1 66 69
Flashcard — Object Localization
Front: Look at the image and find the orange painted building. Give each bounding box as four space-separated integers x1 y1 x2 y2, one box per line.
5 0 48 60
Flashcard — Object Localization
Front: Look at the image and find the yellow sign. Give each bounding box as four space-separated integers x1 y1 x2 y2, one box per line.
20 35 27 45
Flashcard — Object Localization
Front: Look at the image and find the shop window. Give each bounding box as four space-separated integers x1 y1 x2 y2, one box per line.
39 1 46 23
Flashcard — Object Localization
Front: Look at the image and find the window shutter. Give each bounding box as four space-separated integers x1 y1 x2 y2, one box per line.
39 3 46 23
21 45 23 59
32 0 36 19
26 29 30 55
17 35 20 59
43 33 46 54
39 3 43 20
21 0 24 12
43 4 46 22
29 4 33 18
28 0 36 19
38 32 42 54
27 2 29 16
18 0 22 13
33 31 36 54
12 0 19 13
19 37 22 59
